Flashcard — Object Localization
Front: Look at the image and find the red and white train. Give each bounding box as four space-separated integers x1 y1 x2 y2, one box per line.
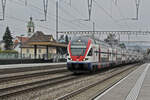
67 36 143 73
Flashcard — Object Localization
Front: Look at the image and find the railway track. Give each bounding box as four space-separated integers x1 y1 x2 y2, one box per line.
0 73 75 99
0 65 112 99
0 67 67 83
0 63 142 100
0 65 71 99
55 63 142 100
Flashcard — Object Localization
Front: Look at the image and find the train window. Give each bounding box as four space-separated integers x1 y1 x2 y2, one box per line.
71 48 86 56
87 48 93 56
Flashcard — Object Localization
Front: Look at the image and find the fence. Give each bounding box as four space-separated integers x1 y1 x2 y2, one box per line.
0 53 18 59
0 53 66 65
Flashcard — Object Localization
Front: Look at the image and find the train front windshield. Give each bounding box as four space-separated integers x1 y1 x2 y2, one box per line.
70 37 88 56
71 48 86 56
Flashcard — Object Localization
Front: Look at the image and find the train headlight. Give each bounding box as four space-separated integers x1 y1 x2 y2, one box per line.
83 58 88 61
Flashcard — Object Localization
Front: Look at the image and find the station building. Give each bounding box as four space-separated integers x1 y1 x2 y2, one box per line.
20 31 67 59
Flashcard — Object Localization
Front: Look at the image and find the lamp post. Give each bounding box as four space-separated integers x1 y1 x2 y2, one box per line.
56 0 59 41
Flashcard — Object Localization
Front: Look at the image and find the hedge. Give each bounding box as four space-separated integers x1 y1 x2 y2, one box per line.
0 50 18 53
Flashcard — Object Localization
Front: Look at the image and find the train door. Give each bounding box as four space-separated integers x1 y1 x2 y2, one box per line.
107 48 109 62
93 46 96 62
99 45 101 63
121 49 124 63
116 49 117 63
109 48 112 63
95 45 99 62
112 48 115 62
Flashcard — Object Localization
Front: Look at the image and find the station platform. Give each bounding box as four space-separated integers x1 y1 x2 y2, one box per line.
95 63 150 100
0 62 66 69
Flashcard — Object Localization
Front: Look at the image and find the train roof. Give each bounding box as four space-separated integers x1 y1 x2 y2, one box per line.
70 36 142 53
71 35 121 48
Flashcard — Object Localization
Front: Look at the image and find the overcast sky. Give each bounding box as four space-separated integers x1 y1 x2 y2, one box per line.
0 0 150 42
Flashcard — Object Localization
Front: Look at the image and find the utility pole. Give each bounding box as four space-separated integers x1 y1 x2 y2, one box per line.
93 22 95 32
43 0 48 21
56 0 59 41
1 0 6 20
135 0 140 20
25 0 27 6
92 22 95 37
114 0 118 5
69 0 72 7
87 0 92 21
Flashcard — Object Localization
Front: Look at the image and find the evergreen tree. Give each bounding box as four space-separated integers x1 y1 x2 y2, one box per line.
65 35 69 44
3 26 13 50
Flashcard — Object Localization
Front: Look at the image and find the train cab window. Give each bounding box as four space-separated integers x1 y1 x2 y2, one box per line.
87 48 93 56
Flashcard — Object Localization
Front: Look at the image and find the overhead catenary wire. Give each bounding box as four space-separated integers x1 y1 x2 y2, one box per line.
108 0 130 41
8 0 95 32
93 0 128 28
51 0 91 28
1 9 56 32
7 15 56 31
2 0 142 33
0 15 54 36
59 0 97 32
60 0 85 20
19 0 91 30
10 0 85 30
110 0 130 28
21 0 90 29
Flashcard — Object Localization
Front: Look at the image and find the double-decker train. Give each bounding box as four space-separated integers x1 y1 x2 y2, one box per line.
67 36 143 73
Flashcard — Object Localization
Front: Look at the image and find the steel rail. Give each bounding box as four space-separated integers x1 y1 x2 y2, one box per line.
0 68 67 83
0 73 75 99
55 63 141 100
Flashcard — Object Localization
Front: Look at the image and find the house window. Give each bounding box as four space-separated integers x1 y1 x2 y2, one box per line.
39 49 41 53
38 54 41 59
29 54 31 59
26 48 29 53
23 54 25 58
